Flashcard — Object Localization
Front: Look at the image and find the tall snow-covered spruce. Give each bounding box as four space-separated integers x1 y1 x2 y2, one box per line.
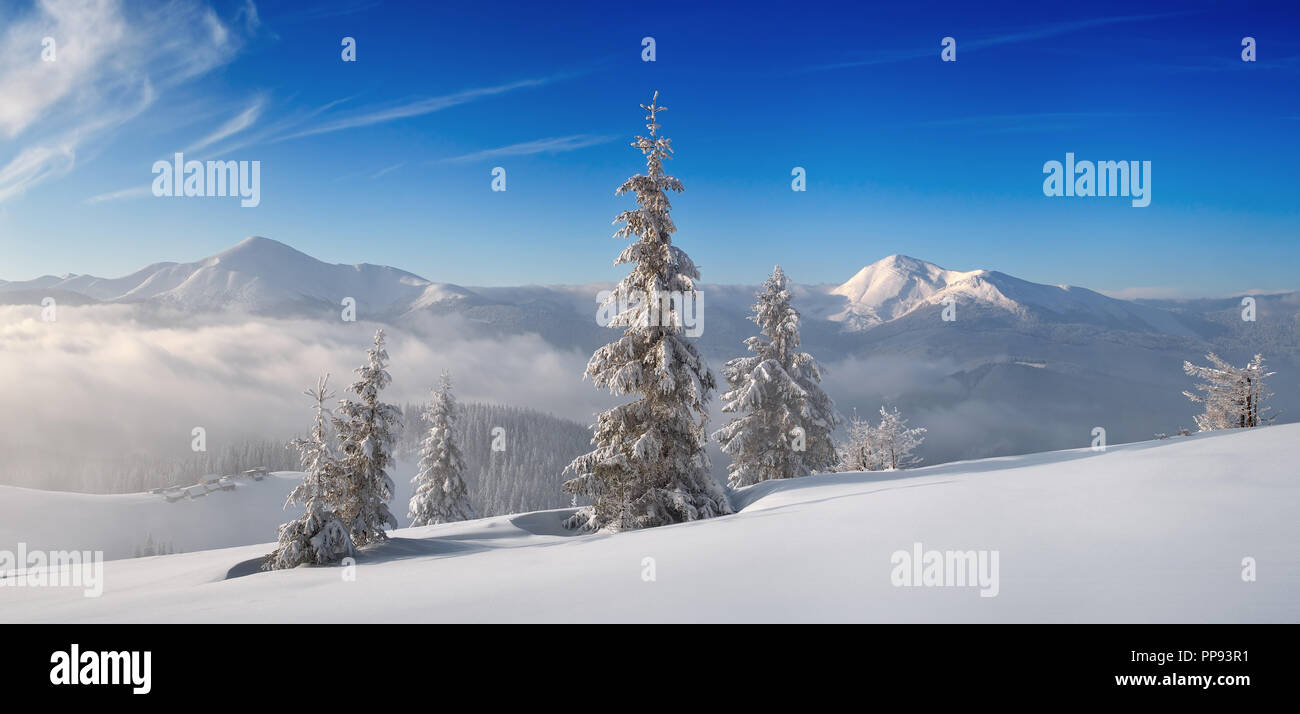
334 329 402 546
263 375 355 570
408 371 475 526
563 91 731 532
712 266 841 488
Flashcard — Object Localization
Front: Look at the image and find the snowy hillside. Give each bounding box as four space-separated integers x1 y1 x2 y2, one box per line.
4 425 1295 623
0 473 303 561
0 402 589 559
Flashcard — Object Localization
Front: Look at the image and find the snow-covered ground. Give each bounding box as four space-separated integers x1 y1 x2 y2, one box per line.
2 425 1296 623
0 474 303 561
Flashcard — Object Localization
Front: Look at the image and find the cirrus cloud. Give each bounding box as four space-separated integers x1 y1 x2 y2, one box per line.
0 0 255 202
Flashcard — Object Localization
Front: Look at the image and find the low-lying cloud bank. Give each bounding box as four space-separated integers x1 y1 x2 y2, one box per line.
0 305 613 490
0 302 1229 493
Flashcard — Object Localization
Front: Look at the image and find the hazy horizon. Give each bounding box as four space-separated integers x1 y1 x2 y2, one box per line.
4 233 1295 300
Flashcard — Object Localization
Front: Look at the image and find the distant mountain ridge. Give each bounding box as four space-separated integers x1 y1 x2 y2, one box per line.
0 237 1277 343
826 253 1207 338
0 236 474 315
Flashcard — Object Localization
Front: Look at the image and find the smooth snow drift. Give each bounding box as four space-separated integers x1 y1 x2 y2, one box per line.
2 425 1295 623
0 474 303 561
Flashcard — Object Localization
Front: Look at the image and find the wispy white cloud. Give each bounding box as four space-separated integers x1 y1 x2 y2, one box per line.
369 162 405 179
85 185 152 204
0 0 254 203
185 95 266 154
798 13 1187 73
90 91 266 205
441 134 615 163
274 76 562 143
0 143 76 204
199 73 573 159
234 0 261 33
203 95 358 156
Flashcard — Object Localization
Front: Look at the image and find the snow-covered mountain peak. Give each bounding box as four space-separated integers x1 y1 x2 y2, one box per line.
829 255 989 328
210 235 306 265
0 236 477 315
825 255 1204 336
159 236 474 313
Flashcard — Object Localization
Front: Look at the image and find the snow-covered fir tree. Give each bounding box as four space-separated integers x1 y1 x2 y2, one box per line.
334 329 402 546
563 91 732 532
1183 352 1276 431
408 371 475 526
264 375 355 570
837 406 927 472
712 266 842 488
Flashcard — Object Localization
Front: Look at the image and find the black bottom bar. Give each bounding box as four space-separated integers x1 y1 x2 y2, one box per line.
2 624 1288 701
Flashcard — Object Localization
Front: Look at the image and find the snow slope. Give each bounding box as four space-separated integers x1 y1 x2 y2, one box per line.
0 474 303 561
3 425 1295 623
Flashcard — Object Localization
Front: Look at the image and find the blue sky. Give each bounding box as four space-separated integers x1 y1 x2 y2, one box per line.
1 0 1297 296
